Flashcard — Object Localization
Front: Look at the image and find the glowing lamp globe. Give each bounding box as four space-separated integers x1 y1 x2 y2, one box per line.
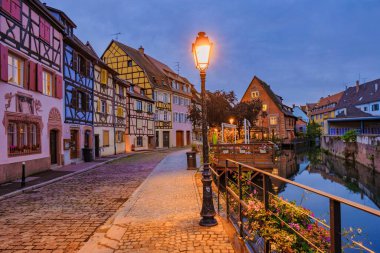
192 32 213 71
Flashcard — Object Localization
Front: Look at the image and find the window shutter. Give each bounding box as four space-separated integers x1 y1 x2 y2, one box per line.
2 0 11 13
28 61 36 91
72 51 78 70
0 44 8 82
44 22 50 44
36 64 43 93
55 74 63 99
71 89 77 108
10 0 20 21
85 60 91 77
39 17 45 40
97 100 100 112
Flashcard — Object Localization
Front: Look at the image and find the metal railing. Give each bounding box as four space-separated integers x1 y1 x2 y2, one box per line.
210 158 380 253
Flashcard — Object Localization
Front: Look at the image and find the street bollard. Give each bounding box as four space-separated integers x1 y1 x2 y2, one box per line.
21 162 26 188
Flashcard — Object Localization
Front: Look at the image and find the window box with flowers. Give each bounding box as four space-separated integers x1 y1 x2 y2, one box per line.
7 120 41 157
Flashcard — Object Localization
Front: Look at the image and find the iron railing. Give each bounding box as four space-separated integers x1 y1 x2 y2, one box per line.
210 158 380 253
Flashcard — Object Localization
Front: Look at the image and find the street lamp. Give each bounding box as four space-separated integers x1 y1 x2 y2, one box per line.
192 32 217 227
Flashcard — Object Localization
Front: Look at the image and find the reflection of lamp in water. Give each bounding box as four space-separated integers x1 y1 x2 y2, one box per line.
255 133 259 139
263 133 267 139
229 118 234 125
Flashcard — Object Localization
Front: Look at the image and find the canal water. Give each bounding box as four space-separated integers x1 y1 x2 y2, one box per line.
275 149 380 252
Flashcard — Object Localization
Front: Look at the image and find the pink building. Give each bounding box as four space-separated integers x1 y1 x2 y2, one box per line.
0 0 64 183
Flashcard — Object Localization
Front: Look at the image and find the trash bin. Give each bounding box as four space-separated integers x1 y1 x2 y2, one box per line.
186 151 197 170
82 148 93 162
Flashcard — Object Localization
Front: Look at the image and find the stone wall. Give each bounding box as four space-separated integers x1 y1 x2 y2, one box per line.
321 135 380 173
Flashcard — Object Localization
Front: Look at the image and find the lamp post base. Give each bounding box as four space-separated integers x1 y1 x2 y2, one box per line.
199 216 218 227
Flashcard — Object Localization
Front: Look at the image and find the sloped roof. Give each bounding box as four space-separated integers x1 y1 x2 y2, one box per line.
112 41 171 90
242 76 296 118
336 106 373 118
336 79 380 109
310 92 343 116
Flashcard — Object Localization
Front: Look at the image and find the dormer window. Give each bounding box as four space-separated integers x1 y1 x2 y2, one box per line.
129 86 134 93
141 89 145 96
127 60 132 67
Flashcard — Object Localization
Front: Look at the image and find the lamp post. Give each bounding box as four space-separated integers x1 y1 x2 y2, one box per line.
192 32 217 227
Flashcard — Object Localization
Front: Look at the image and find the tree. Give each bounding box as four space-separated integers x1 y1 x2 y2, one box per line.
306 121 322 140
187 103 202 129
232 99 262 138
206 90 237 127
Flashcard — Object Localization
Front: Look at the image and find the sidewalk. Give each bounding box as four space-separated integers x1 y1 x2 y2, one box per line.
79 149 235 253
0 153 132 198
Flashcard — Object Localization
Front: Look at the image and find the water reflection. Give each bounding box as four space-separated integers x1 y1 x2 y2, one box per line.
272 149 380 252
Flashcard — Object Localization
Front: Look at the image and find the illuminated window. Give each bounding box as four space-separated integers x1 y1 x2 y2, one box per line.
262 104 267 111
251 91 259 98
270 116 277 125
43 70 53 96
8 54 24 87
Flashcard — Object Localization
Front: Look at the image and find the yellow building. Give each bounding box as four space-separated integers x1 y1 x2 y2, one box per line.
309 92 343 134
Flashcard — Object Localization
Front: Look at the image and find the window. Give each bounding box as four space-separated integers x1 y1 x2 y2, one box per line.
372 104 379 111
164 111 168 121
2 0 21 21
173 95 178 105
270 116 277 125
262 104 267 111
136 100 143 111
147 103 153 113
251 91 259 98
137 136 143 147
179 97 183 106
127 60 133 67
73 90 88 111
39 17 51 43
163 93 168 103
116 131 124 143
129 86 134 93
103 130 109 147
8 54 24 87
101 100 107 114
78 54 87 76
7 122 41 156
153 91 157 101
43 70 53 96
363 107 368 112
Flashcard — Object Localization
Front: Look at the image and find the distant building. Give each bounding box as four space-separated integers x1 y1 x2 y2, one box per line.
292 106 308 134
310 92 343 134
328 79 380 136
241 76 297 141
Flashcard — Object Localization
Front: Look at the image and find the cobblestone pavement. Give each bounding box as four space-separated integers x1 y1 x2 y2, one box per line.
79 149 235 253
0 151 170 253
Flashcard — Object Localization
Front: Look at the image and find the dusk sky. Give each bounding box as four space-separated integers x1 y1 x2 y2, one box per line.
45 0 380 106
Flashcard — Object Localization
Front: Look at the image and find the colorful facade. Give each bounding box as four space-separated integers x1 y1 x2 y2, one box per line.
241 76 297 141
102 40 193 148
0 0 64 183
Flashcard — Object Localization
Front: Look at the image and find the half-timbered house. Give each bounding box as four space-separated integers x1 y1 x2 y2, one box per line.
126 84 155 151
47 6 96 164
0 0 64 183
102 41 196 148
114 77 129 154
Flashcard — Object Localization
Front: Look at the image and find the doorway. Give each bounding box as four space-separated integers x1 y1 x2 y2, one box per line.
176 131 184 147
95 134 100 157
163 131 170 148
156 131 159 147
50 130 58 164
70 129 79 159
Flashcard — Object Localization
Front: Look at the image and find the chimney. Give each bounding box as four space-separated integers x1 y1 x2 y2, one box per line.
356 80 360 93
138 46 144 54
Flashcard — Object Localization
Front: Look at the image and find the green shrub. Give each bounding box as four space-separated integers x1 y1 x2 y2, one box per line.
341 130 357 142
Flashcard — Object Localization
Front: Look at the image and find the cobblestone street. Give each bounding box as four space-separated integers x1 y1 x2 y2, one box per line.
79 149 235 253
0 151 170 253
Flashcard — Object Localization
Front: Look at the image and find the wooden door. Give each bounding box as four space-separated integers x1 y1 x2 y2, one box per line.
70 130 79 159
50 130 58 164
163 131 170 148
156 131 159 147
176 131 184 147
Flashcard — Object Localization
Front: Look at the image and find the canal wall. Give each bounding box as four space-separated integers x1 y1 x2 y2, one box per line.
321 135 380 173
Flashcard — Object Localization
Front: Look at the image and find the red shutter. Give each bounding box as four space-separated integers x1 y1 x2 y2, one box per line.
28 61 37 91
39 17 45 41
36 64 43 93
10 0 20 21
1 0 11 13
0 44 8 82
44 23 50 44
55 74 63 99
